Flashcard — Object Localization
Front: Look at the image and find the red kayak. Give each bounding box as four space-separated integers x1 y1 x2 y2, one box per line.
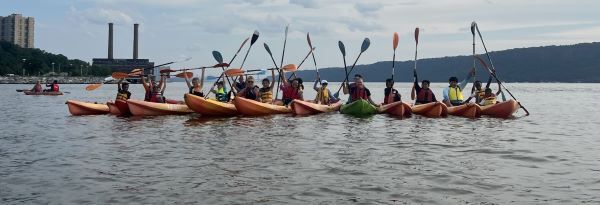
114 99 131 116
290 100 342 115
481 99 520 118
447 103 482 118
411 102 448 118
378 101 412 118
107 101 121 115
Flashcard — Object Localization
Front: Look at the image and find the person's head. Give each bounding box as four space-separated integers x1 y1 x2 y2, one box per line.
421 80 430 89
191 77 200 86
121 81 130 91
53 80 58 84
474 80 482 90
448 76 458 87
354 74 363 82
355 77 364 88
262 78 270 87
36 80 41 84
238 75 245 83
385 78 394 88
291 79 300 88
216 81 224 89
485 88 492 96
245 76 254 87
321 80 328 87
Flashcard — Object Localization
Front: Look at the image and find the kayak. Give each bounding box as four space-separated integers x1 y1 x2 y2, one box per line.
184 93 238 117
66 100 110 115
481 99 519 118
115 99 131 116
24 90 63 95
411 102 448 118
107 101 121 115
447 103 482 118
127 99 194 116
233 96 291 116
340 99 378 117
378 101 412 118
290 100 342 115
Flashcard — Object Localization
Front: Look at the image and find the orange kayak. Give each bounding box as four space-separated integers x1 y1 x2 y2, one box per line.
233 96 291 116
290 100 342 115
184 93 238 117
378 101 412 118
24 90 63 95
447 103 482 118
411 102 448 118
107 101 121 115
66 100 110 115
127 99 194 116
481 99 520 118
115 99 131 116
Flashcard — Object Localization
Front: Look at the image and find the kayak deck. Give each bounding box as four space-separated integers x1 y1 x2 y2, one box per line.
290 100 342 115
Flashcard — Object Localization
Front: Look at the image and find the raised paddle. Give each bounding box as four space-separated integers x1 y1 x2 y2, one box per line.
207 51 236 99
411 27 420 100
175 71 194 79
338 41 349 89
473 22 529 115
387 32 399 104
307 33 320 83
470 22 477 95
264 42 285 101
288 47 316 80
225 68 277 77
240 30 260 70
333 38 371 98
280 25 289 68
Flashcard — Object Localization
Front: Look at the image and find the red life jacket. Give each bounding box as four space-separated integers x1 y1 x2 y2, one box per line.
351 87 368 101
417 88 433 103
282 86 300 100
145 90 164 103
52 84 59 92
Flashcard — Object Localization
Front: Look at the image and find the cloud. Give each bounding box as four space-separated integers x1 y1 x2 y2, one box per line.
354 2 383 16
289 0 318 8
69 6 134 25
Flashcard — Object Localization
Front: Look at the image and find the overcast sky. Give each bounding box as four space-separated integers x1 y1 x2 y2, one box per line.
3 0 600 76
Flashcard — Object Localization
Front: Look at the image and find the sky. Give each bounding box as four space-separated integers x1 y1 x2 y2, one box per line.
3 0 600 76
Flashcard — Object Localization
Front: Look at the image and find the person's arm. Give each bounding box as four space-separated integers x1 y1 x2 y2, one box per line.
366 89 378 106
253 87 261 101
184 69 192 88
342 82 349 95
269 69 275 91
159 75 166 93
442 87 450 106
495 83 503 96
280 70 289 86
141 76 150 91
200 68 206 90
298 89 304 100
117 79 123 91
313 79 319 91
459 68 475 90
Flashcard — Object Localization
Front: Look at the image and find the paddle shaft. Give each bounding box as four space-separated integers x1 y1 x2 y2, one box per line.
334 51 364 95
288 47 314 80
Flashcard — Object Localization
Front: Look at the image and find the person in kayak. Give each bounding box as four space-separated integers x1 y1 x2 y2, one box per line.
234 75 246 92
184 68 205 97
211 81 229 102
471 80 485 104
412 70 437 105
44 80 59 92
115 79 131 101
342 75 378 107
313 76 338 105
31 80 43 92
258 69 275 103
237 75 260 101
280 76 304 106
383 78 401 105
442 69 474 106
466 81 503 106
142 74 166 103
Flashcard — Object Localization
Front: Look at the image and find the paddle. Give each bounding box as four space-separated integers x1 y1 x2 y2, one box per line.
225 68 278 77
386 32 399 104
411 27 419 100
85 76 115 91
287 47 316 80
240 30 260 70
264 42 285 102
175 71 194 79
307 33 320 82
206 51 236 99
333 38 371 98
473 22 529 115
470 22 478 95
338 41 349 91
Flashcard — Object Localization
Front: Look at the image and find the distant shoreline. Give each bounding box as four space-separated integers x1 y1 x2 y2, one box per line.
0 76 111 84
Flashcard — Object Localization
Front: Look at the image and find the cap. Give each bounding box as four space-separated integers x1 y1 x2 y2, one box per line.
321 80 328 84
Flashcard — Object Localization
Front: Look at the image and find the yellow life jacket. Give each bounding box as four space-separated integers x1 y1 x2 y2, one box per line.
116 92 129 101
315 87 330 104
259 87 273 103
448 86 464 102
481 95 497 106
216 87 225 95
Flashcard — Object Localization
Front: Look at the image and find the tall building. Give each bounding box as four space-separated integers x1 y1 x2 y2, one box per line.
0 14 34 48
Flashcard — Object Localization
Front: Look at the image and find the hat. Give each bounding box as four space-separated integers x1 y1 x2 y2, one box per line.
121 80 130 84
321 80 328 84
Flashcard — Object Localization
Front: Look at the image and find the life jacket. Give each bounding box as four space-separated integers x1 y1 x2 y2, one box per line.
350 87 368 101
259 87 273 103
145 90 164 103
448 86 464 105
242 86 258 100
416 88 434 103
52 84 59 92
282 86 301 101
383 88 400 104
33 84 42 92
189 86 204 97
315 87 330 104
481 94 497 106
215 87 228 102
116 91 130 101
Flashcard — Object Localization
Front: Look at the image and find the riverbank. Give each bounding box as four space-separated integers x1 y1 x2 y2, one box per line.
0 76 111 84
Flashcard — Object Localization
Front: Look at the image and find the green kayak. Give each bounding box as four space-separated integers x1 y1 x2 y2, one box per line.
340 99 378 117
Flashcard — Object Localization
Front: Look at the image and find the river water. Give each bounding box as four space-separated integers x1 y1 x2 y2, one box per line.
1 82 599 204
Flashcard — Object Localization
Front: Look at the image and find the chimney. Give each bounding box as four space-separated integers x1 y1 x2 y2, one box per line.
108 23 113 60
133 23 139 59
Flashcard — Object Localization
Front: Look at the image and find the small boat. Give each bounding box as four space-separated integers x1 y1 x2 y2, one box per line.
447 103 482 118
107 101 121 115
290 100 342 115
127 99 194 116
411 102 448 118
184 93 238 117
340 99 378 117
233 96 291 116
24 90 63 95
114 99 131 116
378 101 412 118
480 99 520 118
66 100 110 115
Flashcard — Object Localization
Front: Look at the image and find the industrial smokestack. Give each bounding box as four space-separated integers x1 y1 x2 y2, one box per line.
108 22 114 60
133 23 139 59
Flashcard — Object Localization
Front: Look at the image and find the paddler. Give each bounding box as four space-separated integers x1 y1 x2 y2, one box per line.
31 80 43 92
442 69 474 107
383 78 401 105
280 75 304 106
184 68 205 97
471 80 485 104
115 79 131 101
237 75 260 101
234 75 246 92
258 69 275 103
210 81 229 102
141 74 166 103
342 75 378 107
412 70 437 105
45 80 59 92
313 78 338 105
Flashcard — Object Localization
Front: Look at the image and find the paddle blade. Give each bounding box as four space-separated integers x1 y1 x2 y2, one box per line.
338 41 346 56
225 68 244 77
414 27 420 45
130 68 142 73
471 22 477 36
307 33 313 48
212 51 224 64
238 37 250 52
214 63 230 68
264 43 273 56
160 69 175 74
176 72 193 78
112 72 128 79
361 38 371 53
86 84 102 91
393 32 399 50
282 64 297 72
250 30 260 45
